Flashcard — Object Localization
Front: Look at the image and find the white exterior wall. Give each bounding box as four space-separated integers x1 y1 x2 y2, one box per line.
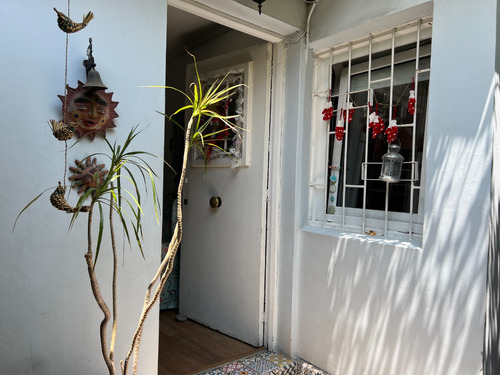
0 1 166 374
278 0 497 374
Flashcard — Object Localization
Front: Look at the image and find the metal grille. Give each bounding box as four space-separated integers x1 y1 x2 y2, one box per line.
310 18 432 241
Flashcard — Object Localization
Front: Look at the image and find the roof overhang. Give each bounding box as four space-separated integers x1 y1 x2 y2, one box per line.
169 0 302 43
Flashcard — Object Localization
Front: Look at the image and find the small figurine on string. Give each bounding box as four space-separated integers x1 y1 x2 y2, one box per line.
322 90 334 121
408 78 416 115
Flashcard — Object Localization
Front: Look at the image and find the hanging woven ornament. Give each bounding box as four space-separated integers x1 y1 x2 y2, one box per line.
385 119 399 143
54 8 94 33
408 78 416 115
335 118 345 141
48 119 77 141
50 182 91 213
322 91 334 121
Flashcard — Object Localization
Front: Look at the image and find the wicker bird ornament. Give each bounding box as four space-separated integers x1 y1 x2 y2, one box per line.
48 119 77 141
50 182 91 213
54 8 94 33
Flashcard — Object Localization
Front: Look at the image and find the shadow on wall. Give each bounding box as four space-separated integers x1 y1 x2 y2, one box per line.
296 78 495 375
483 76 500 375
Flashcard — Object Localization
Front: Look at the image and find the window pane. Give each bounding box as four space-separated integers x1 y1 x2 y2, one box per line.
331 57 429 214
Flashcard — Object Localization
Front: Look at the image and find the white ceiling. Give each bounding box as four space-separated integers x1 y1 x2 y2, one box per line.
167 6 230 57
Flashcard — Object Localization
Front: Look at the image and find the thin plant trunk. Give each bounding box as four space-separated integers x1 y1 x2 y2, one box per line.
109 189 118 362
122 116 193 375
85 206 116 375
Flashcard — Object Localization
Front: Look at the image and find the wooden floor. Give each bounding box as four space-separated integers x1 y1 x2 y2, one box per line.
158 309 264 374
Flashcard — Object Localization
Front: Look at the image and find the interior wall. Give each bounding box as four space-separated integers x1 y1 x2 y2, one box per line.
164 24 266 190
0 1 166 374
279 0 497 374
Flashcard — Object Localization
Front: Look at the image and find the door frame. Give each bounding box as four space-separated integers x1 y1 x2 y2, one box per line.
168 0 299 43
167 1 288 350
263 41 285 350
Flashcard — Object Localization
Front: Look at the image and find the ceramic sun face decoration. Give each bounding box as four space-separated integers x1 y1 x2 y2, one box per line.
69 157 108 194
58 81 119 140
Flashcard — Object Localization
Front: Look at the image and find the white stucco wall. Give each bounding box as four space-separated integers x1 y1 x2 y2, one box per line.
279 0 497 374
0 1 166 374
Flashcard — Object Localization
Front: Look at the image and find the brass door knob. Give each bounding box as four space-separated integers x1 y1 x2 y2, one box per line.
209 196 222 208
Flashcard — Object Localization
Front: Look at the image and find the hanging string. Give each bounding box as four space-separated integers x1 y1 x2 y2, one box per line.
62 0 71 188
346 70 415 111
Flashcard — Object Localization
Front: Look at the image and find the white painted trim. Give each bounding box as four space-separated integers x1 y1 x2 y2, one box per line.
264 41 286 350
309 1 433 52
169 0 300 42
290 38 311 358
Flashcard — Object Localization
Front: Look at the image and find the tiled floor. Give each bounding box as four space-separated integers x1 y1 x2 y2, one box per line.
194 351 328 375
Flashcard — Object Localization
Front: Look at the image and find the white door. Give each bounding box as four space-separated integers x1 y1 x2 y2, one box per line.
179 42 271 347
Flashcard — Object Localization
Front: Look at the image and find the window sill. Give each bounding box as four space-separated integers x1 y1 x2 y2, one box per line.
301 224 423 251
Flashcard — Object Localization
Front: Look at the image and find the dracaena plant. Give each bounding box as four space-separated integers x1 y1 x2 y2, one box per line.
15 53 244 375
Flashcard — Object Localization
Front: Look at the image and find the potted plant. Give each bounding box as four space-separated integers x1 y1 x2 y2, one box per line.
15 53 244 375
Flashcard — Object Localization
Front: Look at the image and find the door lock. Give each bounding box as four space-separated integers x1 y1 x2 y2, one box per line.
209 196 222 208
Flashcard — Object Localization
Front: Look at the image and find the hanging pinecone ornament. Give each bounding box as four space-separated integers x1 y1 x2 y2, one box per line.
385 119 398 143
322 101 333 121
335 119 345 141
408 90 416 115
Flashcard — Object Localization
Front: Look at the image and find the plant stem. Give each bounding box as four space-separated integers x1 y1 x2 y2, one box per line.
85 206 116 375
122 116 194 375
109 188 118 362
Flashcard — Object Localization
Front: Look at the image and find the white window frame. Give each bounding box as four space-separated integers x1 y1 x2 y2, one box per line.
309 18 432 242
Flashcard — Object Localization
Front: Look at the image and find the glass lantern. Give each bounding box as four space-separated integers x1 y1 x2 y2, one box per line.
379 143 404 183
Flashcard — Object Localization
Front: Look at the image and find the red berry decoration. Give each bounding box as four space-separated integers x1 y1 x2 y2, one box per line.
342 105 355 122
368 111 385 138
373 116 385 138
335 125 345 141
408 90 416 115
322 103 334 121
385 120 398 143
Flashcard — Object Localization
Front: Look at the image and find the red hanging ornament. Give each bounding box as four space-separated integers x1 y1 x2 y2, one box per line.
335 119 345 141
322 90 334 121
374 116 385 138
385 119 398 143
368 103 385 138
322 102 333 121
408 78 416 115
342 102 355 122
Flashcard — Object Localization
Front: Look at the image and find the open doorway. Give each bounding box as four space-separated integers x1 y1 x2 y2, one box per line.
159 5 270 373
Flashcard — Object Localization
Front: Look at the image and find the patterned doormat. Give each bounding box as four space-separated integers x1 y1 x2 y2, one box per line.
195 351 329 375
